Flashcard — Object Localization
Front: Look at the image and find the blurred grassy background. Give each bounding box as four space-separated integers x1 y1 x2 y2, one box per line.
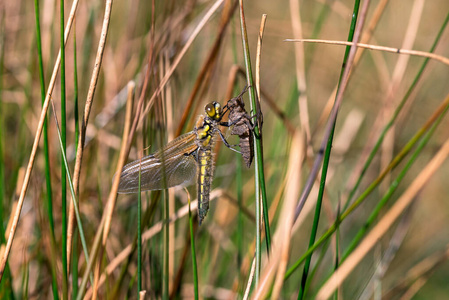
1 0 449 298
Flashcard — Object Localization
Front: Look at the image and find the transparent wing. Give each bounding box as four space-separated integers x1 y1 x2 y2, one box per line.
117 132 198 194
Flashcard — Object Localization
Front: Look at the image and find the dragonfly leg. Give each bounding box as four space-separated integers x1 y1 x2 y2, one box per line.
216 129 242 154
221 113 255 129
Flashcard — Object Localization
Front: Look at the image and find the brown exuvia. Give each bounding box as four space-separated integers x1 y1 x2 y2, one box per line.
223 86 255 168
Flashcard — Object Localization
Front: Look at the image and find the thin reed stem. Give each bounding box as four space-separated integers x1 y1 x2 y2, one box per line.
34 0 58 297
59 0 68 297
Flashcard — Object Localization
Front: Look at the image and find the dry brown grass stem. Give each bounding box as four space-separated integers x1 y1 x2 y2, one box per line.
253 131 304 299
71 3 114 275
313 0 399 133
231 167 288 297
243 257 256 300
80 82 133 299
84 189 244 298
294 0 371 219
224 64 296 135
77 83 133 299
383 244 449 299
0 0 80 281
140 0 225 130
225 65 245 100
256 14 267 107
241 15 268 296
271 131 304 298
139 290 147 300
380 0 424 192
289 0 311 143
93 82 134 298
399 279 427 300
67 0 114 273
316 136 449 300
286 39 449 66
177 0 237 137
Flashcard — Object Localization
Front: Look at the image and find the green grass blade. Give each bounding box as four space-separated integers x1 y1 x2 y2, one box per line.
297 1 361 298
34 0 59 297
0 11 16 300
164 189 169 299
333 203 341 300
50 102 94 287
297 130 334 300
189 196 199 300
341 100 449 263
238 0 270 285
283 95 449 285
137 163 142 294
71 229 79 299
343 10 449 212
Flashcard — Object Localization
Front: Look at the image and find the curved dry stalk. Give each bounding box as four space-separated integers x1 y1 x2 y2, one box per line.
140 0 226 126
243 257 256 300
66 0 114 266
0 0 80 281
256 14 266 108
289 0 311 143
78 82 133 300
379 0 424 192
253 131 304 299
84 189 242 298
224 64 296 135
94 82 134 299
294 0 371 220
285 39 449 66
383 244 449 299
312 0 402 133
229 163 290 295
176 0 237 137
316 135 449 300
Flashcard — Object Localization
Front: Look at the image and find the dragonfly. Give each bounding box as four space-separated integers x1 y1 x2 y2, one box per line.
117 101 239 225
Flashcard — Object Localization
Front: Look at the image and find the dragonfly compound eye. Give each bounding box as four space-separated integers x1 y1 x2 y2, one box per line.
205 103 215 118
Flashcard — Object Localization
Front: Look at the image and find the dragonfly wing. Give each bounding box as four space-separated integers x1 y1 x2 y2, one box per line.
117 132 198 194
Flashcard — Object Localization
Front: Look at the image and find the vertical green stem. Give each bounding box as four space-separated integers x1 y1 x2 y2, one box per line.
137 163 142 294
71 229 79 299
297 124 336 300
342 10 449 212
34 0 59 298
72 21 79 299
0 11 16 300
238 0 270 285
333 205 340 300
341 101 449 263
189 198 199 300
297 0 360 298
163 189 169 299
59 0 68 298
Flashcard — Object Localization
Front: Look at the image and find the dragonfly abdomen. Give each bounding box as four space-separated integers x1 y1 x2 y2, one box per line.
197 147 214 225
195 112 218 225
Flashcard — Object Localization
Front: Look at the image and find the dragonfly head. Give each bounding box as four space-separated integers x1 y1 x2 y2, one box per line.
205 102 222 121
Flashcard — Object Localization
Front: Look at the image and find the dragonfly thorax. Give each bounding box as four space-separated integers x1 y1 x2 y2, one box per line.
195 114 217 149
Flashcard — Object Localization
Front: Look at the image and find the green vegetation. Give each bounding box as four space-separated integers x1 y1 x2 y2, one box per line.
1 0 449 298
